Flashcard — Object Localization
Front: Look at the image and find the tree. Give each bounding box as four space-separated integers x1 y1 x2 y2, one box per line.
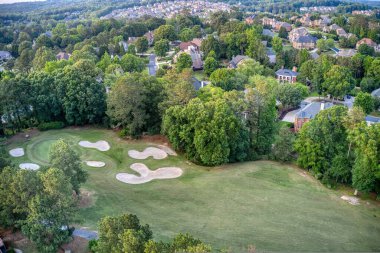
179 28 194 42
246 27 268 64
296 49 311 67
22 168 77 253
49 139 87 194
360 77 378 93
154 25 176 42
276 83 308 110
200 36 221 59
154 39 170 57
245 76 278 159
136 37 149 53
354 92 375 114
176 53 192 72
294 106 350 184
210 68 244 91
32 47 55 70
272 36 283 54
358 44 375 56
171 233 211 253
204 56 219 76
120 53 145 72
322 65 355 99
278 27 288 39
97 52 112 72
366 59 380 86
349 123 380 193
61 60 106 125
272 126 295 162
96 213 152 253
236 58 264 82
107 73 164 137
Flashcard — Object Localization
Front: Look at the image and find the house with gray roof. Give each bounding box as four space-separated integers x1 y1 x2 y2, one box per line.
294 102 334 131
0 51 12 61
228 55 249 69
275 67 299 83
292 35 317 49
372 88 380 98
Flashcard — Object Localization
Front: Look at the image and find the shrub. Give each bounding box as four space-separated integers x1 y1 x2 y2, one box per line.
37 121 65 131
88 239 98 253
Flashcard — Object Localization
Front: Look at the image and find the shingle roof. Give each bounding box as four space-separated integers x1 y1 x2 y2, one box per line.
295 102 334 119
371 88 380 97
229 55 249 68
365 115 380 123
294 35 317 43
275 68 299 77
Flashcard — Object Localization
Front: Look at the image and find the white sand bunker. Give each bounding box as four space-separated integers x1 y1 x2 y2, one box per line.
79 141 110 151
128 147 168 160
85 161 106 168
157 145 177 156
9 148 24 157
341 195 360 205
116 163 183 184
19 163 40 171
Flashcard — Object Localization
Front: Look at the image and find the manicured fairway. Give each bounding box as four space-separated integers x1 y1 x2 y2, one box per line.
7 128 380 252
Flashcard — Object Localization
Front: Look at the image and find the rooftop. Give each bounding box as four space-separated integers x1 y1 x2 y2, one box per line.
275 68 299 77
296 102 334 119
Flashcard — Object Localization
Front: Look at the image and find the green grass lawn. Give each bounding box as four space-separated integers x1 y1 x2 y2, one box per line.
6 128 380 252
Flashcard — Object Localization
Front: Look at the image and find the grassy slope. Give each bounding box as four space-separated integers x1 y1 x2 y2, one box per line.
6 128 380 252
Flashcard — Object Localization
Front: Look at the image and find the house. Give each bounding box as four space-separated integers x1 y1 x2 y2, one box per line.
228 55 249 69
292 35 317 50
0 51 12 61
309 51 319 59
289 27 308 42
56 52 71 60
192 77 209 91
191 38 203 48
245 16 255 25
144 31 154 46
356 38 377 49
262 29 275 38
275 67 299 83
262 17 276 27
336 28 348 38
177 41 203 70
336 49 357 58
294 102 334 131
275 22 292 32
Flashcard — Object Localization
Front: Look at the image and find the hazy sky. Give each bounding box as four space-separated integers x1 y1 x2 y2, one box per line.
0 0 45 4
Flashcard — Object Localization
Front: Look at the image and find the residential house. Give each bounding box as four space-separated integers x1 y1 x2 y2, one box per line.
56 52 71 60
229 55 250 69
294 102 334 131
292 35 317 50
352 10 374 16
289 27 308 42
356 38 377 49
274 22 292 32
365 115 380 125
372 88 380 98
0 51 12 61
275 67 299 83
262 29 275 38
245 16 255 25
262 17 276 27
336 49 357 58
177 40 203 70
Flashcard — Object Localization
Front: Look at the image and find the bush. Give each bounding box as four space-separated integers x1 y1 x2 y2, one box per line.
37 121 65 131
88 239 98 253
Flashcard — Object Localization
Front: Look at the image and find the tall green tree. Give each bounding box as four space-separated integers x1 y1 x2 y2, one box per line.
176 53 192 72
22 168 77 253
322 65 355 99
354 92 375 114
154 25 177 41
49 139 87 194
120 53 145 73
154 39 170 57
136 37 149 53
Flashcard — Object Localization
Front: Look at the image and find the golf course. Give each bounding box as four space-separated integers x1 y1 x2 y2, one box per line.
6 128 380 252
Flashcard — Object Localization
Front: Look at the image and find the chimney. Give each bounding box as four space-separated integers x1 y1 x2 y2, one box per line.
292 66 298 72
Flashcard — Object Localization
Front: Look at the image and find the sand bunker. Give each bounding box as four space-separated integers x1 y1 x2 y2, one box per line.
341 195 360 205
116 163 183 184
9 148 25 157
128 147 168 160
19 163 40 171
157 145 177 156
85 161 106 168
79 141 110 151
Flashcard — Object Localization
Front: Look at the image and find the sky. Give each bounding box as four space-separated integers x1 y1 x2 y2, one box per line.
0 0 45 4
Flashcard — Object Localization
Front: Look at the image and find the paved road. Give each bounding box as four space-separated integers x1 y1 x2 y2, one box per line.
147 54 157 76
73 228 98 240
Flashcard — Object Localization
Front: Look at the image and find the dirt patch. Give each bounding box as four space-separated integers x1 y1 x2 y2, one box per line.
128 147 168 160
116 163 183 184
341 195 360 205
5 129 39 145
156 145 177 156
9 148 24 157
60 236 89 253
79 140 110 151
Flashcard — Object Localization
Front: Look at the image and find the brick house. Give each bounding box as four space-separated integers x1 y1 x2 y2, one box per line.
292 35 317 49
275 67 299 83
294 102 334 131
356 38 377 49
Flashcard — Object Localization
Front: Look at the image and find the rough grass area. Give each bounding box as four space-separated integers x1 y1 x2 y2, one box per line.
6 128 380 252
